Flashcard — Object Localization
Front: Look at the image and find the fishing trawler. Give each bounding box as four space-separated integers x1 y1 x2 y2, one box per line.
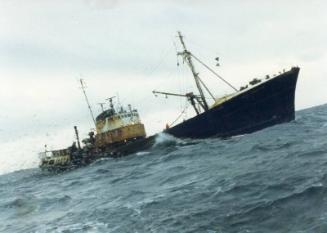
153 32 300 138
39 31 300 170
39 85 155 171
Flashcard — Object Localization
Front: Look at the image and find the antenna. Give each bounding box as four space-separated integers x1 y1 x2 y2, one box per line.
97 102 106 112
79 79 96 125
106 96 116 110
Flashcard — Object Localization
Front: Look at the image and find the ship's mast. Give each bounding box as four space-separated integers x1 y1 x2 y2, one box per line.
153 32 238 121
177 31 209 111
79 79 96 125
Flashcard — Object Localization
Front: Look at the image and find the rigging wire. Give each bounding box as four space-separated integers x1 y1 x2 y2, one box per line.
191 53 238 92
187 38 221 59
142 46 172 76
177 57 183 114
197 75 216 100
168 104 190 127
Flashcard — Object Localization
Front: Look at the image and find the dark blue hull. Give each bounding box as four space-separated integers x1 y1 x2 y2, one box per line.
165 67 300 138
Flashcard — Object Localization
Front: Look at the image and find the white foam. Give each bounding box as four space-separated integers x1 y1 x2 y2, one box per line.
136 151 150 156
154 132 178 145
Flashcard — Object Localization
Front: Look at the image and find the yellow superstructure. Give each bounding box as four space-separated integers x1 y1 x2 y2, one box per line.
95 123 146 147
94 103 146 148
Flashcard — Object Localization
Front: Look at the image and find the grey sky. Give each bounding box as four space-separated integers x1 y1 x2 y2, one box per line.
0 0 327 167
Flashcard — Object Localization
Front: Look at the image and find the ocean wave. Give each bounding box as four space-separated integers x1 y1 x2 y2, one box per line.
1 104 327 232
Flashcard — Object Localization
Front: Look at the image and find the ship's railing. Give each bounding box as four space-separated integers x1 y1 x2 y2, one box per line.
39 148 70 159
38 151 52 159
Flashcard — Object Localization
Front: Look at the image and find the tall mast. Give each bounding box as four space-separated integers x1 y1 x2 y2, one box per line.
177 31 209 111
79 79 96 125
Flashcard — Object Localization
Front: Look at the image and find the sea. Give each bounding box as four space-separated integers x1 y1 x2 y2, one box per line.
1 104 327 233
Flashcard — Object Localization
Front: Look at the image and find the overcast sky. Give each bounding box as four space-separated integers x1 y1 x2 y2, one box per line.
0 0 327 173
